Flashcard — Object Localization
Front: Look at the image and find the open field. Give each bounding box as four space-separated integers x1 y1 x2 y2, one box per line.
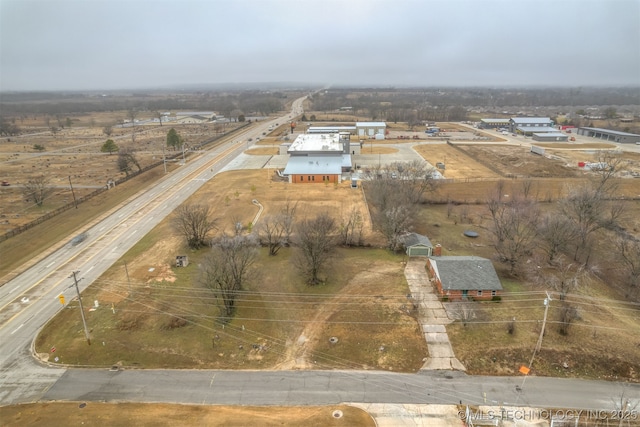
0 402 374 427
0 119 244 234
414 144 500 179
35 170 428 371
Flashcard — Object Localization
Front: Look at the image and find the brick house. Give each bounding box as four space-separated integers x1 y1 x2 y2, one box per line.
426 256 502 301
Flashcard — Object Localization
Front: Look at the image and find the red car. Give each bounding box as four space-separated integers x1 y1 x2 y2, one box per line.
1 181 9 186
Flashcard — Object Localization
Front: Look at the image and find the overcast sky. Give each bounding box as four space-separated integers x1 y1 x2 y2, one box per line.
1 0 638 91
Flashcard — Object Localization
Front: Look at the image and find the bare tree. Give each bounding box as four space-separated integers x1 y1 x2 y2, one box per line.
293 213 337 285
117 147 141 176
379 204 415 251
338 207 364 247
364 160 437 250
487 189 539 275
617 236 640 299
127 108 138 143
547 259 588 301
259 199 297 255
173 204 217 249
538 214 578 263
103 124 113 137
450 302 476 327
558 303 578 336
591 150 627 193
279 199 297 246
560 183 624 265
200 234 258 317
22 175 53 206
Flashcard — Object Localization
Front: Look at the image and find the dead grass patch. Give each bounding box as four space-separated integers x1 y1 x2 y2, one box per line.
0 403 374 427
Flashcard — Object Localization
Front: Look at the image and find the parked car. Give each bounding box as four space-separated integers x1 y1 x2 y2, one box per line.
1 181 9 186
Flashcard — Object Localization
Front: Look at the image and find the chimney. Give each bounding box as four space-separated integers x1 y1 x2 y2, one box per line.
433 244 442 257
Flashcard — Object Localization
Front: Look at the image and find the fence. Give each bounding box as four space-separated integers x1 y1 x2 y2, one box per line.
0 123 251 243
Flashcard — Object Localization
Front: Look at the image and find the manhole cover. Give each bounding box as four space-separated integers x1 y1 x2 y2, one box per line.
329 337 339 344
332 410 343 418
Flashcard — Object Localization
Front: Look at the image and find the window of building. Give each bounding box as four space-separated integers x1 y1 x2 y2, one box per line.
312 176 315 181
491 290 497 296
477 290 483 297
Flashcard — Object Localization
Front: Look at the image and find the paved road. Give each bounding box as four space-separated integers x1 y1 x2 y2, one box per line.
42 368 640 410
1 94 639 414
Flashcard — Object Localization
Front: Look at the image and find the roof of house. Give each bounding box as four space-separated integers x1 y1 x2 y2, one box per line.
356 122 387 127
578 127 640 137
480 118 510 123
533 132 567 138
176 111 216 117
399 233 433 248
307 126 356 133
288 133 343 152
428 256 503 291
510 117 553 124
282 155 347 175
516 126 558 133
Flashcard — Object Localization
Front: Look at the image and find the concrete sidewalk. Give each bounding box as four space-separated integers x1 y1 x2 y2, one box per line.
404 257 465 371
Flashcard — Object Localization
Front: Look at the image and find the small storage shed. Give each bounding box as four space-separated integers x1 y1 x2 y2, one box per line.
399 233 433 257
176 255 189 267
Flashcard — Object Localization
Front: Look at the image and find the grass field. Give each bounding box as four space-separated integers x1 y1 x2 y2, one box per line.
0 403 374 427
35 170 427 371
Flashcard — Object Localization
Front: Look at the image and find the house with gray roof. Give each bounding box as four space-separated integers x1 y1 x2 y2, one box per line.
398 233 434 256
426 256 503 301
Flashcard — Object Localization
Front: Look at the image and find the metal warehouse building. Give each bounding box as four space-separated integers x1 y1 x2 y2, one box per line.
479 118 510 129
577 127 640 144
532 132 569 142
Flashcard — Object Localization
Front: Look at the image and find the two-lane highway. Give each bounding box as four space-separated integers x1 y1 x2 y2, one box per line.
0 98 306 405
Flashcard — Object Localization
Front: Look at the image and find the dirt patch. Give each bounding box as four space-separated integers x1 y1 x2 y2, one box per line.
455 144 580 178
0 403 374 427
413 144 500 179
246 147 278 155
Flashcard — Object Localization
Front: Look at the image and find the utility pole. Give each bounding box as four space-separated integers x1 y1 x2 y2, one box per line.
70 271 91 345
162 145 167 174
123 261 131 294
68 176 78 208
519 291 552 392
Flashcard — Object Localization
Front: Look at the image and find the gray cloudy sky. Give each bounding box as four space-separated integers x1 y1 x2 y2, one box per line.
1 0 638 91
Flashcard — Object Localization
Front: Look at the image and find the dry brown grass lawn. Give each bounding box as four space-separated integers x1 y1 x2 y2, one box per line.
246 147 278 155
0 119 242 234
35 170 427 372
414 144 500 179
415 203 640 382
0 403 374 427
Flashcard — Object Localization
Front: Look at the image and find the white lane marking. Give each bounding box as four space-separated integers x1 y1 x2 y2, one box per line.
87 266 94 273
118 213 124 218
46 262 55 268
99 227 105 232
11 324 24 335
